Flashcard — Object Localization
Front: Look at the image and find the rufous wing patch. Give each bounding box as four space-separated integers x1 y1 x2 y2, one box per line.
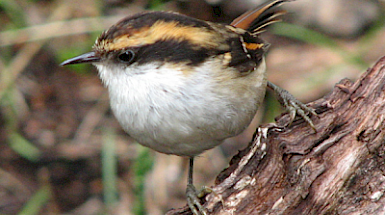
244 43 264 50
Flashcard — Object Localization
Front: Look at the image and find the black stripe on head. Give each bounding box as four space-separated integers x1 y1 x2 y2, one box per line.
134 39 211 66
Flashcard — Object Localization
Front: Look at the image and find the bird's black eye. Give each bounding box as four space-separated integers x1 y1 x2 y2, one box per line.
118 50 135 64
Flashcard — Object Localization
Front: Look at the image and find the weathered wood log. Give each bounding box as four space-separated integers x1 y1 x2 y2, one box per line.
167 55 385 215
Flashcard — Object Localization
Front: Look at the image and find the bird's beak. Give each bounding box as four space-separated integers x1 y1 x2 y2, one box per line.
60 51 100 66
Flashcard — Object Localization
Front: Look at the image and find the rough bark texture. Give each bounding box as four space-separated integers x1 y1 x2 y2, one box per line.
167 55 385 215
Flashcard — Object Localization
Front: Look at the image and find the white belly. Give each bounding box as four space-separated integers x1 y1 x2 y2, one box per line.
96 59 266 156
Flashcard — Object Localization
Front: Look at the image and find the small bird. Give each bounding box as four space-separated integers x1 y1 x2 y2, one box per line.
61 0 315 214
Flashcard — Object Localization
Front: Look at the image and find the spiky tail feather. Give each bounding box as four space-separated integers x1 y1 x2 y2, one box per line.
231 0 292 34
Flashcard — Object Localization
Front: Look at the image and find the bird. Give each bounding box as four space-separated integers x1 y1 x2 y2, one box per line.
61 0 315 214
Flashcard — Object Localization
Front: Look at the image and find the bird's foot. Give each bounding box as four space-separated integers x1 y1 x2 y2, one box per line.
186 184 210 215
268 81 317 131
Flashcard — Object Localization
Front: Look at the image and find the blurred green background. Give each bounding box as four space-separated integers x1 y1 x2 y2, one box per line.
0 0 384 214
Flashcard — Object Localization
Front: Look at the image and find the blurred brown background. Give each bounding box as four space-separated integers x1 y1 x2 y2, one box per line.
0 0 384 214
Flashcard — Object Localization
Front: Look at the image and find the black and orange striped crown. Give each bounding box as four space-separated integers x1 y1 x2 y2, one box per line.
61 0 290 71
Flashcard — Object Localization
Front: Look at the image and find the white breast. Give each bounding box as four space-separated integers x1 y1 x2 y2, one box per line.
95 58 266 156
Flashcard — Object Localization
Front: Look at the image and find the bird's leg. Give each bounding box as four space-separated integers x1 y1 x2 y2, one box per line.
267 81 317 131
186 157 208 215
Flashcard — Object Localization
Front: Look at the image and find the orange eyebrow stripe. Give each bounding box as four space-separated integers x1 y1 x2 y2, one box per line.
103 21 218 51
245 43 263 50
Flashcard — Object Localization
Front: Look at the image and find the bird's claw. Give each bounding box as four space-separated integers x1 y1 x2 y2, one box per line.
285 96 317 132
268 81 317 132
186 184 209 215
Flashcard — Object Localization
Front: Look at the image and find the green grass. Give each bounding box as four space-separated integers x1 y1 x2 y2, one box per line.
8 132 42 162
18 186 50 215
132 146 154 215
102 128 119 210
0 0 27 28
1 87 41 162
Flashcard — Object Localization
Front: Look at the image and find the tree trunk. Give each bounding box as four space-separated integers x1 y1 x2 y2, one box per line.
167 55 385 215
